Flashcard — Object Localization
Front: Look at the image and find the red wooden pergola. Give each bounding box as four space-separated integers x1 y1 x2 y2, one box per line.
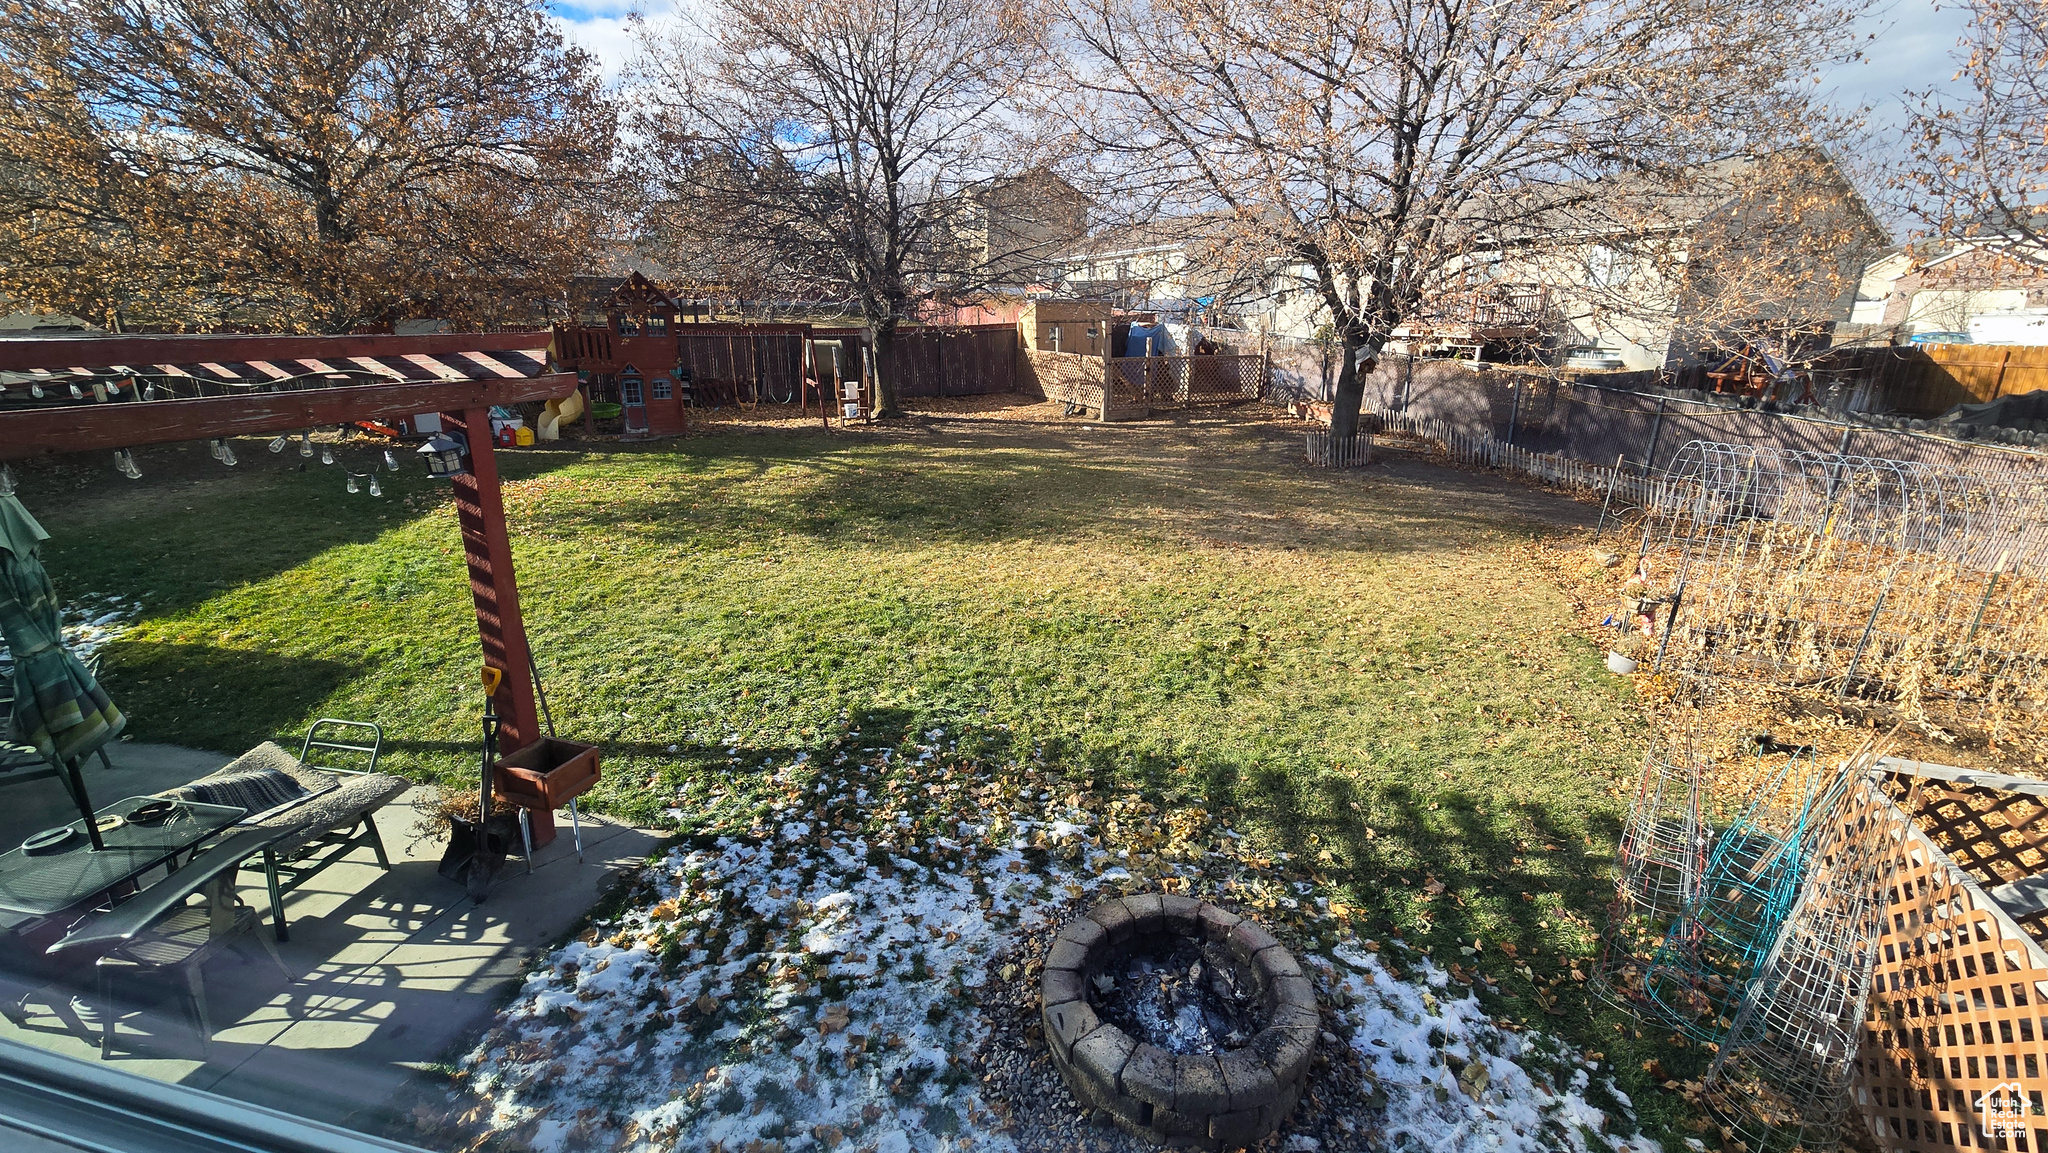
0 331 573 841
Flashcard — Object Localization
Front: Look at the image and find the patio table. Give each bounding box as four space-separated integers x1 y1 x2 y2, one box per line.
0 795 245 917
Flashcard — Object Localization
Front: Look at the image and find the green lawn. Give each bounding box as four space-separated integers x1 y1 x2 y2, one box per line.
22 411 1699 1137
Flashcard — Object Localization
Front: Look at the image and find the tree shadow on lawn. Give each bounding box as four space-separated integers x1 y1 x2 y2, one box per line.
96 642 362 755
542 426 1593 558
1193 749 1704 1136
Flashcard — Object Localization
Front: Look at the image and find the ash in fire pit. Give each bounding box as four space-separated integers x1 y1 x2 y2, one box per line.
1090 937 1265 1054
1041 894 1318 1150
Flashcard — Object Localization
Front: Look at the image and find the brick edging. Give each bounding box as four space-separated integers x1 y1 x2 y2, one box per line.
1040 894 1318 1150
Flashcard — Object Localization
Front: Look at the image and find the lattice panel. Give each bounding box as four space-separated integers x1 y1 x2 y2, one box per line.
1856 785 2048 1153
1883 775 2048 947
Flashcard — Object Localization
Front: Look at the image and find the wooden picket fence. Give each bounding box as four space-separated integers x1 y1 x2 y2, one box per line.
1304 430 1372 467
1371 408 1671 524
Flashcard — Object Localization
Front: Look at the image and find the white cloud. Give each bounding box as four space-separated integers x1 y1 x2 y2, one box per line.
555 14 640 85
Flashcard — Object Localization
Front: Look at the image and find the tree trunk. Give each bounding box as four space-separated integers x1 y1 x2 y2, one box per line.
871 319 903 417
1329 329 1371 442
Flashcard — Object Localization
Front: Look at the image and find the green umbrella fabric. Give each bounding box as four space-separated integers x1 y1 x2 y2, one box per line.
0 494 124 765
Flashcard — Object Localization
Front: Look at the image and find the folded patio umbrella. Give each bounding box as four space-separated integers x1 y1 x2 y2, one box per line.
1 493 125 775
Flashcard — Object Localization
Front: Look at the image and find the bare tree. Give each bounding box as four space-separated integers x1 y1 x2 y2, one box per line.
629 0 1060 415
1901 0 2048 263
1059 0 1880 440
0 0 618 332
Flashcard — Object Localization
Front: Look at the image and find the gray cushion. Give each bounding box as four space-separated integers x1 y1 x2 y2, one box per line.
173 741 408 854
178 765 321 817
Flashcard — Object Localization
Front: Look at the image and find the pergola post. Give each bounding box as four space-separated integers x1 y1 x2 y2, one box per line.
440 409 556 846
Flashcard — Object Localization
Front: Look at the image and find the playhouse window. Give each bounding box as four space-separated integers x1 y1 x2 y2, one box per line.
652 378 672 400
620 372 644 405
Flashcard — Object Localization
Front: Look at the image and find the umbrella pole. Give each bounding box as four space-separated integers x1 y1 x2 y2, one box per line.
65 757 104 851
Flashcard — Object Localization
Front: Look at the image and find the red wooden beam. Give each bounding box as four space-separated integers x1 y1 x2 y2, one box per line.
0 374 576 460
439 409 555 847
0 329 554 372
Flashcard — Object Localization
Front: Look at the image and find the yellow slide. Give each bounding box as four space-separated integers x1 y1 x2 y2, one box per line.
537 387 586 441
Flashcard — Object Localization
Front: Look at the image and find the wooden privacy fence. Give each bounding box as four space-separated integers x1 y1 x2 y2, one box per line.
672 329 808 406
1857 344 2048 416
889 324 1018 398
1109 354 1267 409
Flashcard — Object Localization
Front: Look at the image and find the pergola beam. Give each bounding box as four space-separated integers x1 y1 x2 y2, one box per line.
0 329 552 371
0 374 575 461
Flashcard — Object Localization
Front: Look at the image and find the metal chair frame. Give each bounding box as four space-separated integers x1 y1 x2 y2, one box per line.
256 719 393 941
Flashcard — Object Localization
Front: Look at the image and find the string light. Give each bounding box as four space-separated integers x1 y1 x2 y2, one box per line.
113 450 141 480
299 431 314 458
384 450 400 471
268 436 287 453
68 383 83 400
346 474 360 494
320 447 335 466
368 476 382 497
0 465 15 497
144 381 159 400
218 440 238 466
29 384 42 398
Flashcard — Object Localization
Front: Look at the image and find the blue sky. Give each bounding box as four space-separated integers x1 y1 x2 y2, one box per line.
548 0 1977 116
1827 0 1975 132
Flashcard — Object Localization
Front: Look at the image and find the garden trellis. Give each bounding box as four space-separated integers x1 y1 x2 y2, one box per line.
1636 440 2048 750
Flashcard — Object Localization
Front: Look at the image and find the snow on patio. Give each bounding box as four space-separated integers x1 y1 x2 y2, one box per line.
436 733 1660 1153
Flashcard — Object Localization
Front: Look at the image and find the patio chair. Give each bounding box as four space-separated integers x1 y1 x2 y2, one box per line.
46 825 294 1059
164 720 410 942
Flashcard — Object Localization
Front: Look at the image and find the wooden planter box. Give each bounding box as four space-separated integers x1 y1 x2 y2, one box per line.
491 738 601 811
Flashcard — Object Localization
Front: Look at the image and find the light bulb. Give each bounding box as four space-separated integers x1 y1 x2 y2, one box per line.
268 436 287 453
69 383 83 399
144 382 159 400
347 474 360 494
384 450 400 471
219 442 237 466
299 431 313 458
92 382 108 403
30 384 43 398
208 438 224 461
114 450 141 479
320 448 334 466
368 476 382 497
0 465 15 497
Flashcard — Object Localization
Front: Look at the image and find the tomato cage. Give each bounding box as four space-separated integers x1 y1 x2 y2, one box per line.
1633 440 2048 753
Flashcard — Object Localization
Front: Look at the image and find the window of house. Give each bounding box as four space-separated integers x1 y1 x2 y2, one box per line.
648 316 668 335
652 378 672 400
618 315 641 335
620 370 644 405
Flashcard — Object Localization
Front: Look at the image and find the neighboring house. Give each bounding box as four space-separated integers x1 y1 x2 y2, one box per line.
1055 213 1284 329
1055 152 1887 373
1854 238 2048 342
943 169 1090 289
1417 153 1888 371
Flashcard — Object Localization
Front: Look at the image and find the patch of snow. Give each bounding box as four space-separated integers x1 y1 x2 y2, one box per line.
1316 948 1657 1153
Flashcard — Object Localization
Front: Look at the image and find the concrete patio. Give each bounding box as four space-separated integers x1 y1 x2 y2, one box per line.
0 738 664 1138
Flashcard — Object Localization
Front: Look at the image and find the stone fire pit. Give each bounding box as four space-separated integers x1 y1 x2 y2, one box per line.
1040 894 1318 1150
